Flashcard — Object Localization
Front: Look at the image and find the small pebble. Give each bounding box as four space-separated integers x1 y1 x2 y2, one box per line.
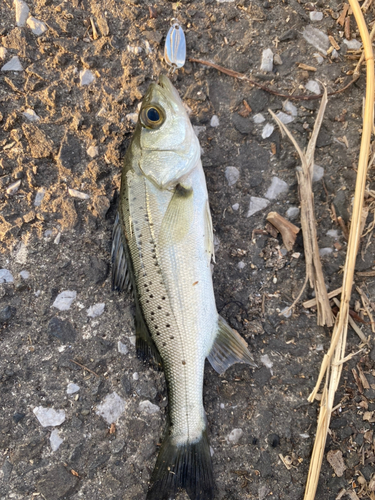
305 80 321 95
67 383 80 395
260 354 273 372
232 203 239 211
344 39 362 50
225 166 240 187
253 113 265 124
247 197 270 217
19 270 30 280
127 45 142 54
280 307 292 319
210 115 220 127
79 69 95 86
14 0 29 27
87 302 105 318
260 48 273 72
237 261 246 270
313 53 324 65
227 428 243 444
139 400 160 415
1 56 23 72
96 392 126 424
87 145 98 158
309 11 323 22
286 206 300 220
50 429 63 452
117 341 129 355
331 49 339 60
27 17 47 36
273 53 283 65
0 47 8 59
276 111 294 124
319 247 333 257
34 188 46 207
327 229 339 238
302 26 330 53
33 407 66 427
265 177 288 200
14 242 27 264
312 164 324 182
68 188 90 200
132 372 139 380
52 290 77 311
283 100 297 117
6 180 21 195
0 269 14 283
261 123 274 139
22 109 40 122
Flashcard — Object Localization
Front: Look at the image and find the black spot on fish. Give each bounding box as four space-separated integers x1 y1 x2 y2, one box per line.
182 360 186 365
151 312 155 315
170 335 174 339
163 342 166 347
157 306 162 310
166 324 171 328
149 294 153 298
162 296 166 300
166 312 170 317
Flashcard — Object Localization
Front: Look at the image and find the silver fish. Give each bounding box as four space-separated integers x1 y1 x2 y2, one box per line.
112 74 255 500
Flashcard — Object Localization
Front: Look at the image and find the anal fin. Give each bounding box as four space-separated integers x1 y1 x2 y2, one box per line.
207 316 257 374
135 299 162 370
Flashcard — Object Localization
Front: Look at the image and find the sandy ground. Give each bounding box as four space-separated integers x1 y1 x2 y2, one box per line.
1 0 375 499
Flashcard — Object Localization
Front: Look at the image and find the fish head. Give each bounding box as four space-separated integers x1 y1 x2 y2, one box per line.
134 74 200 189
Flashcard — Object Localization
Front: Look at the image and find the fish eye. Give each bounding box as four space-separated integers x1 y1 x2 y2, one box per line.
140 105 165 129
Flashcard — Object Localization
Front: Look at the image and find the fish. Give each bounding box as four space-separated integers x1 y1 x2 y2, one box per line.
111 74 256 500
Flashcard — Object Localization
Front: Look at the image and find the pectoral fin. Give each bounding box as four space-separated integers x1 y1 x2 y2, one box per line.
207 316 257 374
204 200 215 264
159 184 194 247
111 213 131 292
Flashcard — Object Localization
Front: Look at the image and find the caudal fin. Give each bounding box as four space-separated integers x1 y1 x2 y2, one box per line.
147 430 214 500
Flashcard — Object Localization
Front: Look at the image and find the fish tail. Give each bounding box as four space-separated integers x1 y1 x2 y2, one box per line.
146 430 214 500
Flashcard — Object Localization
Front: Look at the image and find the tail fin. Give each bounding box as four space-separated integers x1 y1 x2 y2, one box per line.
147 430 214 500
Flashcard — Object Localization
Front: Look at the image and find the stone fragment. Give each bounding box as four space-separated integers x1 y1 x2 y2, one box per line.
19 270 30 279
14 242 27 264
312 164 324 182
302 26 330 53
80 69 95 86
260 48 273 72
58 133 81 171
96 392 126 424
305 80 320 95
1 56 23 72
327 449 346 477
319 247 333 257
286 206 299 220
247 197 270 217
33 407 66 427
225 166 240 187
260 354 273 373
34 187 46 206
37 464 78 499
87 145 98 158
344 39 362 50
0 306 16 324
87 302 105 318
226 428 243 444
193 125 206 137
275 111 294 124
6 180 21 195
27 17 47 36
283 100 297 116
314 53 324 64
310 11 323 21
48 317 77 343
273 54 282 65
67 383 80 394
139 400 160 415
232 114 252 134
22 124 54 158
210 115 219 127
22 109 40 122
117 341 128 355
253 113 265 124
232 203 239 211
326 229 339 238
68 188 90 200
52 291 77 311
14 0 29 27
261 123 274 139
0 269 14 283
50 429 63 451
265 177 288 200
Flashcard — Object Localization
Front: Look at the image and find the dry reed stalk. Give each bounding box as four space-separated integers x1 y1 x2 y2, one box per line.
303 1 374 498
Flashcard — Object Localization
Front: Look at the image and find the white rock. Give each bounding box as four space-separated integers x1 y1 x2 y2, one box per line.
273 53 283 66
305 80 320 95
129 336 136 347
139 400 160 415
14 0 29 27
79 69 95 86
226 428 243 444
247 197 270 217
280 307 292 318
310 11 323 22
33 407 66 427
312 164 324 182
67 383 80 394
87 145 98 158
87 302 105 318
217 0 235 3
34 188 46 207
210 115 220 127
331 49 339 60
225 166 240 187
117 341 129 355
265 177 288 200
50 429 63 451
68 188 90 200
232 203 239 211
276 111 294 124
327 229 339 238
283 101 297 117
6 180 21 195
19 270 30 279
286 206 299 220
27 17 47 36
96 392 126 424
126 113 138 124
193 125 206 137
1 56 23 72
52 290 77 311
14 242 27 264
132 372 139 380
144 40 152 54
261 123 274 139
344 39 362 50
302 26 330 53
313 53 324 65
260 48 273 72
23 109 40 122
319 247 333 257
0 269 14 283
253 113 265 124
0 47 8 59
260 354 273 373
300 433 310 439
127 45 142 54
237 261 246 270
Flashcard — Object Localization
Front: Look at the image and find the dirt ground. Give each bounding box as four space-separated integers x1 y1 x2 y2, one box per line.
1 0 375 499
